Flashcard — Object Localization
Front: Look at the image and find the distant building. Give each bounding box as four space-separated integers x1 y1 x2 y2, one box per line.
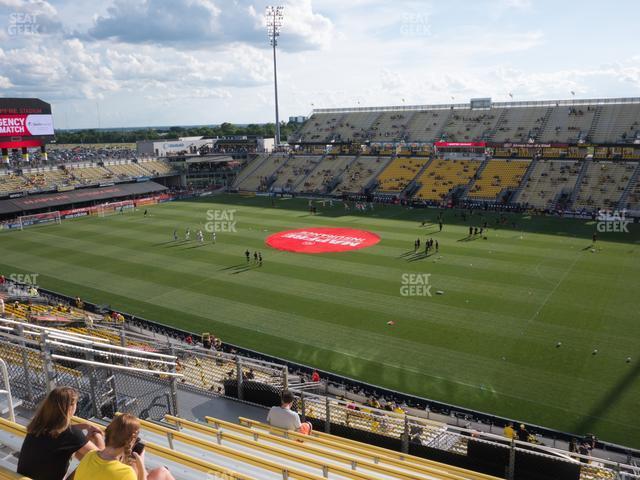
137 137 214 157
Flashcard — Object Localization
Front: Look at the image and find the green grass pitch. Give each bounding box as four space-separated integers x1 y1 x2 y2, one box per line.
1 195 639 447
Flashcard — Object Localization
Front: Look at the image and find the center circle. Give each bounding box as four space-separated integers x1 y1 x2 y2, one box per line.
265 227 381 254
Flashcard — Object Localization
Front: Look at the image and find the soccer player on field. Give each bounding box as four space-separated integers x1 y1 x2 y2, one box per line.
197 230 204 243
173 229 178 241
185 228 191 241
212 232 216 244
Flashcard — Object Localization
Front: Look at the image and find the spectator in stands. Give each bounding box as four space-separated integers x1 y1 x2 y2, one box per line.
367 396 382 410
17 387 105 480
503 422 516 440
517 423 529 442
0 297 4 316
267 390 312 435
311 370 320 382
75 413 174 480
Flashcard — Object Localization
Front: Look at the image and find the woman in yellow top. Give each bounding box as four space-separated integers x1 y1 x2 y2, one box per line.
75 414 174 480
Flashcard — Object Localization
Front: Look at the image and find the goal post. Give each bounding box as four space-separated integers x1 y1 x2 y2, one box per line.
97 200 135 217
18 211 62 230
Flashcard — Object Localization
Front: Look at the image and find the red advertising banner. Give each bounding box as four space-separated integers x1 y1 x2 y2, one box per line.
434 141 486 147
0 114 54 137
0 139 44 149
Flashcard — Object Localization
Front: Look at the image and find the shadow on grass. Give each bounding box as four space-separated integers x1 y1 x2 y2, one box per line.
218 263 247 271
574 359 640 435
164 241 190 248
184 243 207 249
457 235 479 242
152 240 177 246
406 252 435 262
231 264 260 274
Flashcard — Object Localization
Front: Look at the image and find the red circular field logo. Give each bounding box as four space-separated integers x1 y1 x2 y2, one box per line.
266 227 381 254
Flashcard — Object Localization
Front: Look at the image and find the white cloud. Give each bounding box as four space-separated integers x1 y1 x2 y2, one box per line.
84 0 333 52
1 0 639 127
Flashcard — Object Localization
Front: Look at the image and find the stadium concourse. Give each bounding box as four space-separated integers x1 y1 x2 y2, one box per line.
0 279 639 480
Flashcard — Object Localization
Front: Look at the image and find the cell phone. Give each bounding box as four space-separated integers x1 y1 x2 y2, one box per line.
132 439 145 455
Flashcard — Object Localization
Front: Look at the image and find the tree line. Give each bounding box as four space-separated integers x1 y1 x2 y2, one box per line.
53 121 301 144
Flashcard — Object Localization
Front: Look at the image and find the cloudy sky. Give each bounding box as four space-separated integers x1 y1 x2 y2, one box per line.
1 0 639 129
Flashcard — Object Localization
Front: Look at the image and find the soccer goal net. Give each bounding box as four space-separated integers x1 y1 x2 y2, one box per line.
18 211 62 230
97 201 135 217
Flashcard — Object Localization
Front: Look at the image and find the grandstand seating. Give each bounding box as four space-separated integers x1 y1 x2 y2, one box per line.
299 156 355 194
622 170 640 212
3 410 502 480
404 111 451 143
492 107 548 143
538 106 596 143
105 161 151 179
0 465 29 480
573 161 637 210
517 160 582 209
590 104 640 144
296 113 343 143
369 112 411 142
296 100 640 145
270 155 321 192
234 154 286 191
414 159 482 201
0 416 251 480
467 159 530 199
332 156 391 195
66 165 113 185
2 300 83 323
140 160 175 176
375 157 428 192
0 159 175 197
234 417 497 480
440 110 503 142
332 111 380 142
0 174 28 195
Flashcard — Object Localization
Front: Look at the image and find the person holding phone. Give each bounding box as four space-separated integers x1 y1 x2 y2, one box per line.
75 414 173 480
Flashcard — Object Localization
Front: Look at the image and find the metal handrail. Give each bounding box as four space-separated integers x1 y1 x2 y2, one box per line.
50 354 183 378
0 359 15 422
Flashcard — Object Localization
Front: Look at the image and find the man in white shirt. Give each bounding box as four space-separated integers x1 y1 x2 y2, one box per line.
267 391 312 435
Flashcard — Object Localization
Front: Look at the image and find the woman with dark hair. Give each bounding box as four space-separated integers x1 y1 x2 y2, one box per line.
17 386 105 480
75 414 173 480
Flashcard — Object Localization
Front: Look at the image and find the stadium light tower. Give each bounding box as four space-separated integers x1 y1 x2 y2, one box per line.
266 5 284 146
